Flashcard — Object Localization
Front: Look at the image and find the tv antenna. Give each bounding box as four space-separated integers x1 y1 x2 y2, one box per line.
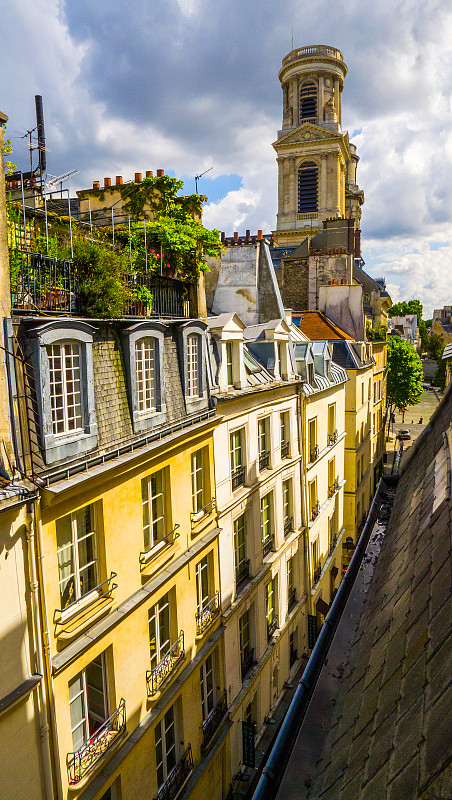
46 169 79 198
195 166 213 194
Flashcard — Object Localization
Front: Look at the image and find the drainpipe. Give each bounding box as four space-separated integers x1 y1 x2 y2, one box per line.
26 500 54 800
296 383 311 617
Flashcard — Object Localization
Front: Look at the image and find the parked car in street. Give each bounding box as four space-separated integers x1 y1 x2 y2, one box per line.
397 429 411 440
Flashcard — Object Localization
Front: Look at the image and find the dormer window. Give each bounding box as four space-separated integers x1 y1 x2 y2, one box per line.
48 341 83 436
187 334 200 397
123 322 167 433
135 337 157 413
179 321 208 413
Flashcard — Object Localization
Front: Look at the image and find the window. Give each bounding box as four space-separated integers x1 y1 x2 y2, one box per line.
155 705 177 789
309 417 318 461
226 342 233 386
309 479 319 520
234 514 247 582
187 334 199 398
47 341 83 435
191 449 205 513
280 411 289 457
312 537 320 582
258 417 270 470
200 653 215 721
261 492 273 550
266 578 278 638
287 556 295 609
142 470 166 552
135 337 157 413
149 593 171 671
283 479 292 535
57 505 97 609
196 556 210 614
328 404 336 442
307 362 315 385
230 428 245 489
300 82 317 119
328 457 336 496
69 654 107 752
298 162 318 213
239 610 252 673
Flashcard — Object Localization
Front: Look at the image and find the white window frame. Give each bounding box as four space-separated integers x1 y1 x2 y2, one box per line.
123 322 167 433
155 704 178 789
179 321 208 413
68 653 108 752
196 555 210 613
149 592 172 671
56 504 98 612
135 337 157 413
187 334 200 398
200 653 216 721
261 491 273 544
142 470 166 552
234 513 247 577
47 340 83 436
191 449 205 514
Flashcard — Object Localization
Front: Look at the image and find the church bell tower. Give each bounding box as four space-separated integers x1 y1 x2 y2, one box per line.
272 45 364 247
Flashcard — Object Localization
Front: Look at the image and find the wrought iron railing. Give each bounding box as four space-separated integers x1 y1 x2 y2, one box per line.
139 525 180 565
146 632 185 698
259 450 270 471
288 587 296 612
284 516 293 537
281 440 290 458
241 647 254 680
231 465 246 490
122 272 190 318
311 501 320 521
190 498 216 524
196 592 220 635
313 564 322 584
328 535 338 556
67 698 126 784
263 534 275 556
54 572 118 629
267 615 278 641
328 429 338 446
236 559 250 586
309 445 319 463
201 690 228 752
156 745 194 800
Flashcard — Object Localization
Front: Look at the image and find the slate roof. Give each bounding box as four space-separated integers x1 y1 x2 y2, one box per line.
306 382 452 799
296 310 354 341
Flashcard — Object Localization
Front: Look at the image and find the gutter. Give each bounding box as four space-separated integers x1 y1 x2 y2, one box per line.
251 474 398 800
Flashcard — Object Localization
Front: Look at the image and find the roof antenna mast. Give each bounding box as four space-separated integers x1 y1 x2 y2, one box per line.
195 166 213 194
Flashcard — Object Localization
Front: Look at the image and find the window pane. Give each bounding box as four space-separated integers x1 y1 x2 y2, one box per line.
56 514 75 608
86 655 106 729
69 673 87 751
136 338 156 413
187 335 199 397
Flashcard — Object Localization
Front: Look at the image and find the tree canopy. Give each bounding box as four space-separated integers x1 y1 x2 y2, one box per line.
388 299 428 351
387 335 423 412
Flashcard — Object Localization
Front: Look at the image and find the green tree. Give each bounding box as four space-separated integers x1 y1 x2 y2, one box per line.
427 332 445 361
386 336 423 415
433 358 447 390
388 299 429 351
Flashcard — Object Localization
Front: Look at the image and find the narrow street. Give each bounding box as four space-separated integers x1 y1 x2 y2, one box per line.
386 389 441 471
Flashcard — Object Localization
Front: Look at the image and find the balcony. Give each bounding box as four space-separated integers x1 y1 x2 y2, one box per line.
195 592 220 636
67 699 126 784
288 587 297 612
328 478 340 498
328 536 338 557
328 429 338 447
259 450 270 471
156 745 194 800
313 564 322 584
284 516 293 537
267 615 278 641
309 445 319 463
263 534 275 557
201 690 228 752
231 465 246 490
241 647 255 680
236 559 250 587
146 632 185 698
190 498 216 526
311 501 320 521
54 572 118 633
139 525 180 566
281 440 290 458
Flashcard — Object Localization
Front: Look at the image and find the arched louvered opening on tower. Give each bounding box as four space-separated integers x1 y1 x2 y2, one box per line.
300 82 317 121
298 162 318 213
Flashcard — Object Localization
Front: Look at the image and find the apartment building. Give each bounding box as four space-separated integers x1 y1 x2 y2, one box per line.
207 312 305 777
371 340 387 490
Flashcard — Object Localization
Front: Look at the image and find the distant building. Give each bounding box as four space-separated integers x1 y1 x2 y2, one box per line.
388 314 419 348
431 305 452 343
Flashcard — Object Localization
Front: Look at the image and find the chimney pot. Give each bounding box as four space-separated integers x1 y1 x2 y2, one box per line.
116 176 123 185
257 229 263 240
104 177 111 188
234 232 239 242
146 170 153 178
157 169 164 177
134 172 142 183
93 181 100 190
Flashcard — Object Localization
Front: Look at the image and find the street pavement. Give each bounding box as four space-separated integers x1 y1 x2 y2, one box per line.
387 389 441 471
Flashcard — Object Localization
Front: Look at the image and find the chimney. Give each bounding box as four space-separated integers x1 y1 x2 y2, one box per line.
93 181 100 190
285 308 293 326
257 229 263 240
116 176 123 185
234 232 239 243
134 172 142 183
157 169 164 177
146 170 153 178
104 177 111 188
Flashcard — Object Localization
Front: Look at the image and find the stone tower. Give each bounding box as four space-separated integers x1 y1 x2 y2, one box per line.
272 45 364 247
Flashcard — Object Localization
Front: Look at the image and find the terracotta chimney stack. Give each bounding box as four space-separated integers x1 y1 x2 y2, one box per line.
257 229 263 240
104 177 111 188
146 170 153 178
134 172 142 183
234 232 239 242
157 169 164 177
116 176 123 185
93 181 100 190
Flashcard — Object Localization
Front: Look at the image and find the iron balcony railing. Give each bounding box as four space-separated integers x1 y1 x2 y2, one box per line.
241 647 255 680
231 465 246 490
195 592 220 635
201 690 228 752
156 745 194 800
236 559 250 586
259 450 270 471
139 525 180 565
54 572 117 629
313 563 322 584
281 440 290 458
284 516 293 537
288 587 297 612
122 272 190 318
329 535 338 556
267 615 278 641
309 445 319 463
146 632 185 698
190 498 216 524
262 534 275 557
311 501 320 521
328 429 338 447
67 698 126 784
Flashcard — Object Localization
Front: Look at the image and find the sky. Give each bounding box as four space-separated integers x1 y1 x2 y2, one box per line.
3 0 452 317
